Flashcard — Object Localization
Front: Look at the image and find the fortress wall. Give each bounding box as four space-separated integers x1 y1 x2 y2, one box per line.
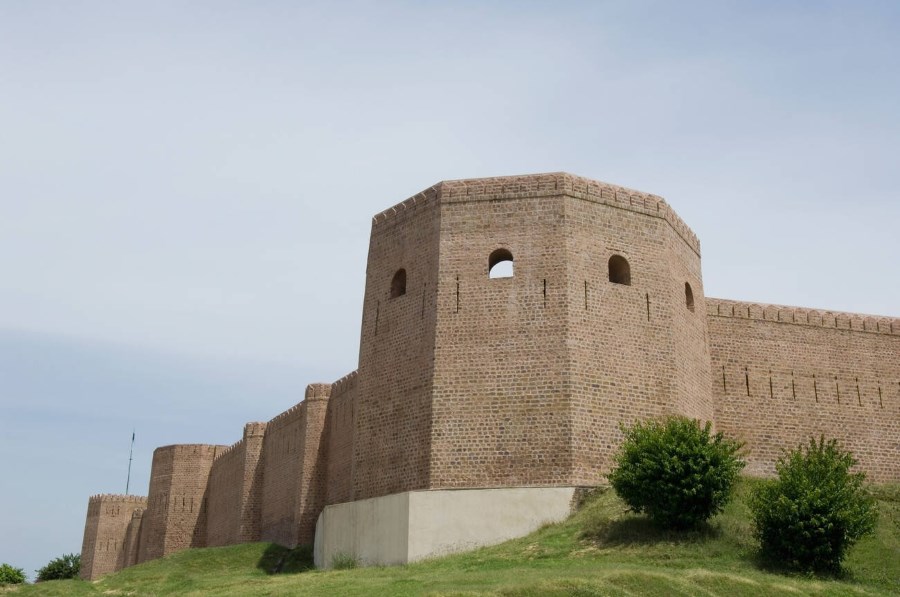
355 195 441 499
121 509 144 571
207 438 246 546
258 385 330 547
206 422 266 547
431 185 572 488
137 444 224 563
259 401 306 546
292 385 330 545
707 298 900 482
325 371 357 505
664 219 714 423
79 494 147 580
564 198 690 484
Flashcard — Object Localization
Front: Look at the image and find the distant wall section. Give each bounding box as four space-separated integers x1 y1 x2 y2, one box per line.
708 298 900 482
206 422 266 546
79 494 147 580
137 444 224 563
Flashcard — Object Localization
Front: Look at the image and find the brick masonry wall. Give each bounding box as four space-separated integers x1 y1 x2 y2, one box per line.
258 385 330 547
324 371 357 505
121 509 143 571
707 298 900 481
79 494 147 580
431 190 572 488
259 401 306 547
206 423 266 547
354 196 441 500
137 444 224 563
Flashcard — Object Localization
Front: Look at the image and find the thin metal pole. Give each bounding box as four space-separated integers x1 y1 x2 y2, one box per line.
126 430 135 495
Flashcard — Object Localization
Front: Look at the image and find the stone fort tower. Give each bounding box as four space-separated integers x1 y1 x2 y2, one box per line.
80 172 899 578
355 173 713 498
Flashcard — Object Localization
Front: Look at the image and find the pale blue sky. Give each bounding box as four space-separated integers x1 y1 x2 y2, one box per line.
1 1 898 580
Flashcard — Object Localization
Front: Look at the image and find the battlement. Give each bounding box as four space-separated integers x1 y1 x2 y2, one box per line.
707 297 900 336
331 370 358 397
88 494 148 504
213 437 246 461
154 443 227 457
371 173 700 255
243 421 267 438
305 383 331 401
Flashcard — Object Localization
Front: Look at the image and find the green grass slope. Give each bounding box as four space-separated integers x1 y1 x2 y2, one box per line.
9 480 898 596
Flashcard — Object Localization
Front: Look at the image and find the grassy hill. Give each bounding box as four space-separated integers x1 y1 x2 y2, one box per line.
8 480 898 596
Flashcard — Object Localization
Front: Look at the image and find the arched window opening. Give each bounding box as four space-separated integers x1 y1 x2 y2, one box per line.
390 268 407 298
685 282 695 312
488 248 514 279
608 255 631 285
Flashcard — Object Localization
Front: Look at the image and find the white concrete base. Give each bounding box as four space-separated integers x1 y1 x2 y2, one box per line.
313 486 577 569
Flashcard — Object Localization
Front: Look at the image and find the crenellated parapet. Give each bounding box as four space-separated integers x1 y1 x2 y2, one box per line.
372 173 700 256
708 297 900 336
80 494 148 580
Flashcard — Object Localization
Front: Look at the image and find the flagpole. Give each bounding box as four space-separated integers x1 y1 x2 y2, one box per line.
126 430 135 495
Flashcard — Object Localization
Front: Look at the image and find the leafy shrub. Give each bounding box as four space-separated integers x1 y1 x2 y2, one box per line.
607 416 745 530
35 553 80 582
0 563 26 585
749 436 877 573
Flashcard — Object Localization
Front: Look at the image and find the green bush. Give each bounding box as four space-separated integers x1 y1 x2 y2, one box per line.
0 563 26 585
607 416 745 530
35 553 80 582
749 436 877 573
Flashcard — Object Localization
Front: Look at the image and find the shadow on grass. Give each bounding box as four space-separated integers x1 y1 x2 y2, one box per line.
256 544 315 575
581 514 723 547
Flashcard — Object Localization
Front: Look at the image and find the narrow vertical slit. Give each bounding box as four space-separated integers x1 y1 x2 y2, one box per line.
543 279 547 307
584 281 588 310
878 384 883 408
791 371 796 399
721 366 727 393
855 378 862 406
813 375 818 402
374 301 380 336
455 275 460 313
745 367 750 397
646 293 650 321
768 370 773 399
835 376 841 404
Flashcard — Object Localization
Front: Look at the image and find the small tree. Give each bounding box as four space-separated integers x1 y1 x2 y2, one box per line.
0 563 26 585
607 416 745 530
35 553 80 582
749 436 877 573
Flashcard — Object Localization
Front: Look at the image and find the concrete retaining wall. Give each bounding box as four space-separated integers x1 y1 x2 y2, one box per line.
313 486 577 568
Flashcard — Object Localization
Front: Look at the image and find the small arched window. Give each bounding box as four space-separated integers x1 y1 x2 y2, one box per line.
608 255 631 285
390 268 407 298
685 282 695 312
488 248 514 279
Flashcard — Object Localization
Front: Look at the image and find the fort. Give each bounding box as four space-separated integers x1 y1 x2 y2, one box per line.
79 172 900 580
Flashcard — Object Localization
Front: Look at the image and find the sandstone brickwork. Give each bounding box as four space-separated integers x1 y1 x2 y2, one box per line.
79 494 146 580
80 172 900 579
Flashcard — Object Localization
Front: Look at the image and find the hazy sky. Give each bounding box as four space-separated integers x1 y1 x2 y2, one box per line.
1 1 898 580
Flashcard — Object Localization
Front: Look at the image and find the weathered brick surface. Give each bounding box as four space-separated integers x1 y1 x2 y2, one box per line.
206 422 266 546
137 444 224 563
79 494 146 580
707 298 900 482
324 372 357 505
80 172 899 577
